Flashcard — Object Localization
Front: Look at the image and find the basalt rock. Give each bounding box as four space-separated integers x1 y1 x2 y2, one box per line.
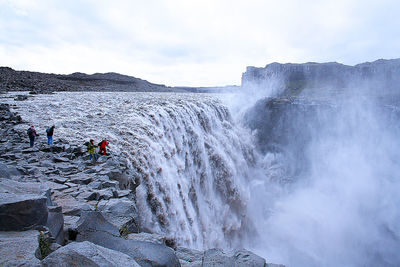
97 198 139 234
176 247 268 267
76 211 180 267
0 179 50 231
0 230 41 266
42 241 141 267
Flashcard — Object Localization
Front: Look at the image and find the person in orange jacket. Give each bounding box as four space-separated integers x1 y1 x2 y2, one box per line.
98 139 109 155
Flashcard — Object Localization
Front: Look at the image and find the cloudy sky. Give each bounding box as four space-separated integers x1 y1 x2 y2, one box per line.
1 0 399 86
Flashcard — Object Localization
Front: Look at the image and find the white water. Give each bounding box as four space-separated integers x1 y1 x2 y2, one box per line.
6 91 400 266
6 92 259 249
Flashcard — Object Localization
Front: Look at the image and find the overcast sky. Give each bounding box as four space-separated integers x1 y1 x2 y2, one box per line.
1 0 399 86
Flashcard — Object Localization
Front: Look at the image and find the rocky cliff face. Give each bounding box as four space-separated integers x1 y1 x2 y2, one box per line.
242 59 400 97
0 67 185 93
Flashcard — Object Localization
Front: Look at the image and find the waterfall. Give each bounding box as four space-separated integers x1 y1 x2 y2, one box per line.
8 92 260 249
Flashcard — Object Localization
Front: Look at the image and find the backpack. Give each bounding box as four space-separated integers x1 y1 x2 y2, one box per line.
27 128 32 135
46 128 50 133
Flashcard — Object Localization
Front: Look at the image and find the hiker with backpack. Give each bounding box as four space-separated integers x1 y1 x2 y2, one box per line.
98 139 109 155
27 125 38 147
46 125 55 145
87 139 98 161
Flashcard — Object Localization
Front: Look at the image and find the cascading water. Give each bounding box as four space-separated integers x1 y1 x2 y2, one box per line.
7 92 259 249
7 89 400 267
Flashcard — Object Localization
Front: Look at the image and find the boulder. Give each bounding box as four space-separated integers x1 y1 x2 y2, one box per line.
68 174 93 185
97 198 139 234
53 177 68 184
46 205 64 245
76 211 180 267
97 188 116 200
105 168 131 189
77 190 99 201
3 259 42 267
175 247 203 267
0 162 20 179
53 156 70 163
176 247 267 267
0 179 50 231
0 230 41 266
41 241 141 267
41 180 69 191
127 232 166 245
55 197 93 216
0 178 52 205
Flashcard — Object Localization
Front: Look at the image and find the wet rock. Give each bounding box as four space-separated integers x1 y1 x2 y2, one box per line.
97 198 139 234
76 211 180 267
0 230 41 266
42 241 141 267
0 179 50 231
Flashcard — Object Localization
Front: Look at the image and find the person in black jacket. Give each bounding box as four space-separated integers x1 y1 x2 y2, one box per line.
27 125 37 147
46 125 55 145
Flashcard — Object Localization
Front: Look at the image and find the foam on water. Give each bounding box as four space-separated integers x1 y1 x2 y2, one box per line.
7 92 259 249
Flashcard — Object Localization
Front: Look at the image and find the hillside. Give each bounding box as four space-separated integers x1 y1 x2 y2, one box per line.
0 67 187 93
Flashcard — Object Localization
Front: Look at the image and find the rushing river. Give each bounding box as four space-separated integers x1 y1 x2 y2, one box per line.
5 91 400 267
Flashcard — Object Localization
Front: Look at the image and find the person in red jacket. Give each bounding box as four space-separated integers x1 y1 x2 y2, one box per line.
98 139 109 155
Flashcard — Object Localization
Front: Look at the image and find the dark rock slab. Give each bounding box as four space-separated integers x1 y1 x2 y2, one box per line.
53 176 68 184
0 162 20 178
0 179 50 231
55 197 93 216
0 178 52 204
97 198 139 233
127 232 166 245
68 174 93 185
53 156 70 163
76 211 180 267
0 230 41 266
176 247 268 267
42 241 140 267
46 205 64 245
41 180 69 191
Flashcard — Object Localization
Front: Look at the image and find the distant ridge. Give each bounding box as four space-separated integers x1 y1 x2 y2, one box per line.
0 67 190 93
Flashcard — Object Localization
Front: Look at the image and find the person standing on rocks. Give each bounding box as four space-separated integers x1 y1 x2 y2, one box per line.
88 139 98 161
98 138 109 155
46 125 55 145
27 125 38 147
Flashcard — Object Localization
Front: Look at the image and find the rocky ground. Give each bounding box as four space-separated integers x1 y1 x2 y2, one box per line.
0 100 284 266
